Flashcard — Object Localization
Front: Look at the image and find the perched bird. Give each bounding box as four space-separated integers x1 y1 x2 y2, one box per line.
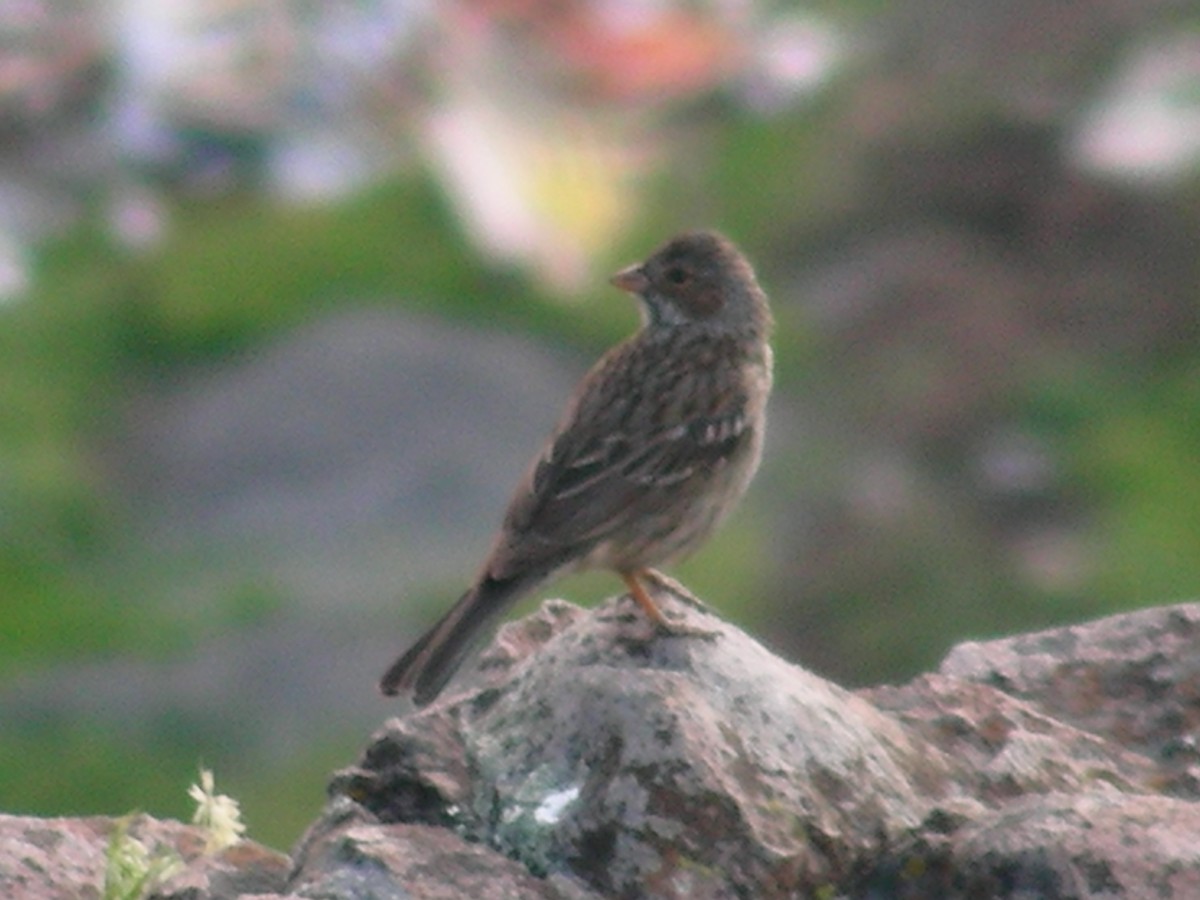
380 230 774 705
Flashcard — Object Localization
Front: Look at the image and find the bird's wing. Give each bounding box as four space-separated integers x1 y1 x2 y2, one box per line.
490 384 753 576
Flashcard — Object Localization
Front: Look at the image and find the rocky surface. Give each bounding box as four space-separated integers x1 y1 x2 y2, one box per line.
0 813 290 899
940 603 1200 779
331 594 944 897
5 597 1200 898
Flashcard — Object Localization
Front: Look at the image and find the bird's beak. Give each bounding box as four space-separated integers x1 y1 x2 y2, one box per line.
609 264 649 295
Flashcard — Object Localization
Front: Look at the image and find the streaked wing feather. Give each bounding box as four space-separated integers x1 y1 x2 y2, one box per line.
515 407 751 549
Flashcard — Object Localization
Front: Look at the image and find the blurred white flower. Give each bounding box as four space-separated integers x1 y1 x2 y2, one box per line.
189 767 247 853
424 94 644 293
742 14 844 112
1072 33 1200 184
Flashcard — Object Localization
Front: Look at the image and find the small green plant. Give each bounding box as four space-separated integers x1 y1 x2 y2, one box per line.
102 766 246 899
102 816 182 900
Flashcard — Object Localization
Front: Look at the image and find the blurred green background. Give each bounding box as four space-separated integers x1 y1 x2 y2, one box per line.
2 0 1199 851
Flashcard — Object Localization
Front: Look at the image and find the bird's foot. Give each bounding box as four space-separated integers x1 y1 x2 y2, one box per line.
642 569 713 613
652 617 721 641
620 570 720 640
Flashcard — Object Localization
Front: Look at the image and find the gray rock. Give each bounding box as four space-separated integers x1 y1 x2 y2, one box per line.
0 814 111 900
941 601 1200 794
859 792 1200 899
9 600 1200 898
864 673 1159 803
0 813 288 900
328 591 947 898
290 813 600 900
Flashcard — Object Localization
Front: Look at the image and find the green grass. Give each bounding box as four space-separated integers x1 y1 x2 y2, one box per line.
1073 363 1200 605
0 530 208 675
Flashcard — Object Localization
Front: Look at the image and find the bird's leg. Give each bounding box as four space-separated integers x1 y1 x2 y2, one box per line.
643 569 712 612
620 570 719 639
621 570 673 629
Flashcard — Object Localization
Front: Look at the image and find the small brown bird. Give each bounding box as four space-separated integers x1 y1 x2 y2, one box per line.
380 230 773 704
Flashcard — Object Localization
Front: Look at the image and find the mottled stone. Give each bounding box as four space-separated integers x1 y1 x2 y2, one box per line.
331 594 947 899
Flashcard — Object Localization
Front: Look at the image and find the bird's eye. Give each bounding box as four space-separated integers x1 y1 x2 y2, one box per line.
664 266 690 286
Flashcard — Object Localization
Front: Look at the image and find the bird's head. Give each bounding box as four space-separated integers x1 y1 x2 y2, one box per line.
610 230 771 336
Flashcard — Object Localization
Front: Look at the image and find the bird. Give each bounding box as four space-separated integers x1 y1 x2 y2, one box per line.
380 229 773 705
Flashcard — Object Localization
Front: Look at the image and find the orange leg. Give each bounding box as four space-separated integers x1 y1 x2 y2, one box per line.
618 570 719 640
620 569 674 630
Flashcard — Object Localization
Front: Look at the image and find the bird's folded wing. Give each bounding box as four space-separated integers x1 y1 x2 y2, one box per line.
507 405 752 551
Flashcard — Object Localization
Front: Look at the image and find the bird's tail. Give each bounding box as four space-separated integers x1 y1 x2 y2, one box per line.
379 575 530 705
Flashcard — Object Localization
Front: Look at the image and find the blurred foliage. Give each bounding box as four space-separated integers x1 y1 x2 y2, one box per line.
1075 362 1200 605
